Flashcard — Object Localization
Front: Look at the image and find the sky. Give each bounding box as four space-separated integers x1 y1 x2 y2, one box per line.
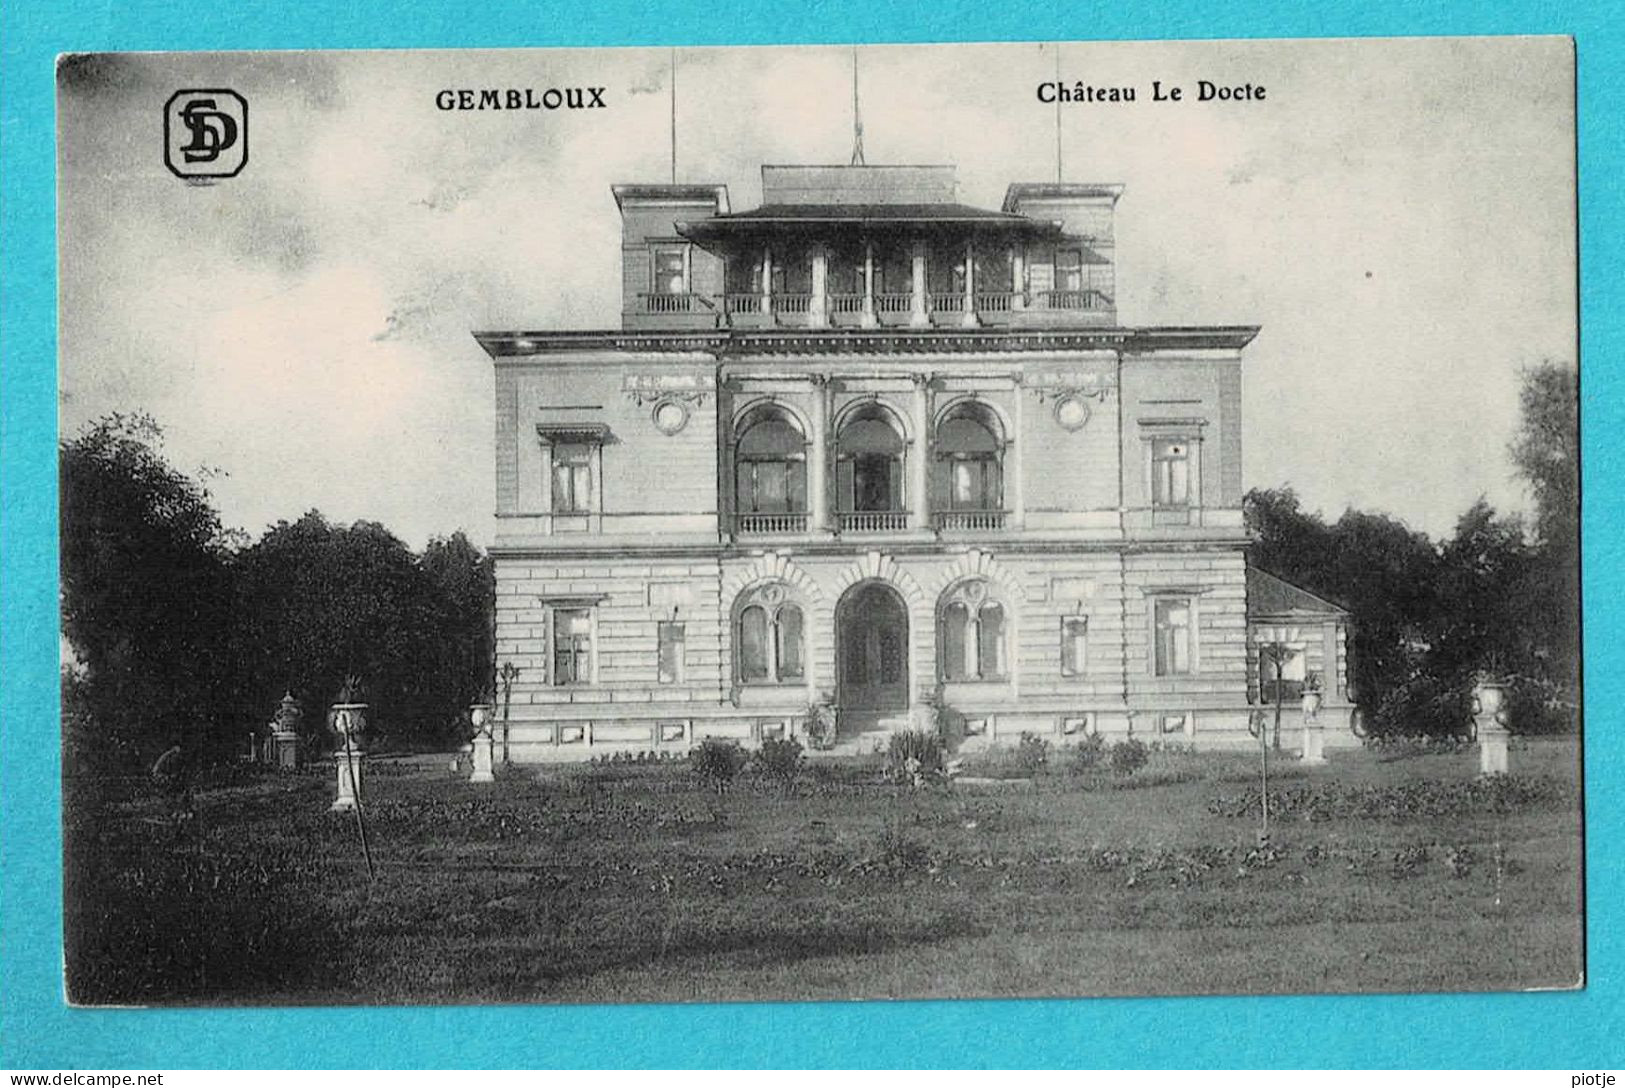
56 37 1576 549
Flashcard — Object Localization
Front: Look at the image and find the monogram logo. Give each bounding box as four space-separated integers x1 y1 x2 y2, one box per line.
164 90 247 179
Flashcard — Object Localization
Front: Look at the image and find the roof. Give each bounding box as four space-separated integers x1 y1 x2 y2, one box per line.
1247 567 1349 618
677 202 1066 240
715 203 1030 222
611 184 730 213
1002 182 1125 211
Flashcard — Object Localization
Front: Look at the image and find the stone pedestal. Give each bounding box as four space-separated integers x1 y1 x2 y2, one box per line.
1478 723 1511 775
469 703 496 783
326 701 368 811
269 692 304 770
1299 691 1326 765
471 733 495 783
1473 679 1511 776
1300 719 1326 765
271 731 301 769
331 749 364 811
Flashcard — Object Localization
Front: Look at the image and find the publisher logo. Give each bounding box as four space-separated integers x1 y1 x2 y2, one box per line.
164 90 247 179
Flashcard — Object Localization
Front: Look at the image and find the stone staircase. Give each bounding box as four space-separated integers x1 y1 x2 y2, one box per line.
812 714 911 758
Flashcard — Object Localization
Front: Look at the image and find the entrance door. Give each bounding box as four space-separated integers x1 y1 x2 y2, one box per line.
837 582 909 719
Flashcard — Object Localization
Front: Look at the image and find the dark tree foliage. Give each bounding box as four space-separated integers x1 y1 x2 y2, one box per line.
1245 362 1580 736
61 415 498 763
230 515 495 749
60 414 237 769
1508 361 1581 728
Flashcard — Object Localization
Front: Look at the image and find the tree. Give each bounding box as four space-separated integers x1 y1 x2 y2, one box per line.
1245 488 1441 732
1506 361 1581 729
229 515 495 748
59 414 236 765
1510 360 1579 551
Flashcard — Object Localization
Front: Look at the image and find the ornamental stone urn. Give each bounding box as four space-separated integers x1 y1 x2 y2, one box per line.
1473 677 1511 776
468 702 496 783
1299 686 1326 766
270 691 303 770
327 701 368 811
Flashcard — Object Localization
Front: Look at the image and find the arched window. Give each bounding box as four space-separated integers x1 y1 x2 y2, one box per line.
837 405 906 513
938 579 1009 681
935 403 1004 511
735 408 807 515
735 583 806 685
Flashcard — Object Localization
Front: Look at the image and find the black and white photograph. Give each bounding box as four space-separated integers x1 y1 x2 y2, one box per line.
56 36 1581 1006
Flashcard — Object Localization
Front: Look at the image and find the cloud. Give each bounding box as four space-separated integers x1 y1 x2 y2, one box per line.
57 39 1575 546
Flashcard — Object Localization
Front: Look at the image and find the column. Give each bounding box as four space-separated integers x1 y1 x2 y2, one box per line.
809 377 830 532
760 246 773 316
961 239 978 327
809 248 828 328
861 240 877 327
910 374 931 531
1011 247 1026 310
1010 381 1025 527
1322 622 1340 699
910 240 929 327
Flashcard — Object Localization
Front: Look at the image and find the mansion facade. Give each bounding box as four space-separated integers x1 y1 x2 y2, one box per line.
475 163 1353 760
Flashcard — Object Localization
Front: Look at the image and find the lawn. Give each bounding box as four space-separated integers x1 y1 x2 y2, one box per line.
62 737 1585 1006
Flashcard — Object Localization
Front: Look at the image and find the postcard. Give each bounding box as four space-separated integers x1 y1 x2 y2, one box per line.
56 37 1580 1006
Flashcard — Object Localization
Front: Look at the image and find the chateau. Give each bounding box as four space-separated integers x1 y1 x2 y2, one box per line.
475 162 1352 760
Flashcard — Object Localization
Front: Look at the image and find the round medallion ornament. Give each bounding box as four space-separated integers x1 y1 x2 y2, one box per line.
1053 394 1092 432
652 399 690 435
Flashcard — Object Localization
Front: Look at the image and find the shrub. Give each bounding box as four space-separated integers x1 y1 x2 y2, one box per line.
690 738 748 793
1014 732 1050 773
1206 774 1575 821
1067 732 1107 773
1108 737 1149 776
802 697 838 750
755 736 805 783
886 730 944 785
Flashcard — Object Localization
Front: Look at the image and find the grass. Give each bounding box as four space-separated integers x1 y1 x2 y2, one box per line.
62 738 1584 1005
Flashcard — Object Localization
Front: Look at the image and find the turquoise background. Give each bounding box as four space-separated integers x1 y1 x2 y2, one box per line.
3 0 1619 1069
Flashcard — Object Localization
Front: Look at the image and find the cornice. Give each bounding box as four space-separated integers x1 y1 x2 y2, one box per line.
474 325 1259 360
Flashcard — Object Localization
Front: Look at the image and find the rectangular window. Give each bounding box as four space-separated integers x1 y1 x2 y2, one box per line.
657 622 685 684
1151 438 1191 508
1261 644 1307 702
1153 598 1193 676
652 247 687 295
1061 616 1089 677
1056 249 1084 291
551 444 593 513
552 608 592 685
737 459 806 514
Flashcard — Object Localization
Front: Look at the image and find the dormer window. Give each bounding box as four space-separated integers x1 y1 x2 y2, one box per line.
1056 248 1084 292
652 246 688 295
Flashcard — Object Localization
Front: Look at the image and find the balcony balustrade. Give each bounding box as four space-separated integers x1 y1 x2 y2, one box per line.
771 293 815 316
838 510 910 534
933 509 1008 531
721 292 764 315
638 292 710 314
1030 288 1112 311
633 285 1113 324
734 512 810 535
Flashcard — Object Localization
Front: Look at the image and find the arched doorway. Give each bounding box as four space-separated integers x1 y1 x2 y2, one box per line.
836 581 910 729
